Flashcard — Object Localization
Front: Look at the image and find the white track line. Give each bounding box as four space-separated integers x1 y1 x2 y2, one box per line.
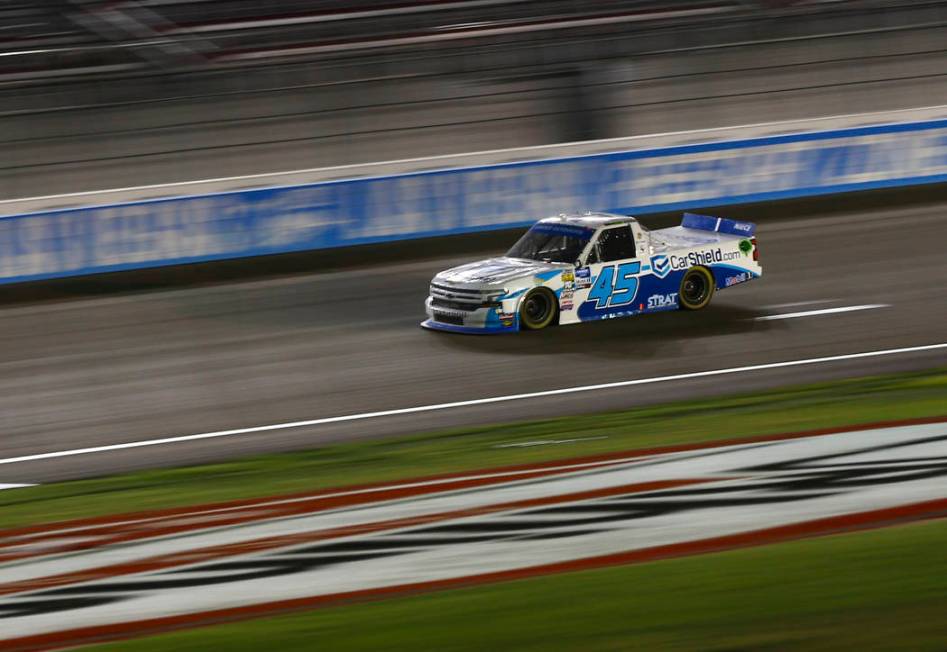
755 304 889 321
494 436 609 449
763 299 839 309
0 343 944 467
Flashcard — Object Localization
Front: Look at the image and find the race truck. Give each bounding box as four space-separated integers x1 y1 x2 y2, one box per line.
422 212 760 333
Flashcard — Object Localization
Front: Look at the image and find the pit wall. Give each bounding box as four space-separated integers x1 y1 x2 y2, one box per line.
0 107 945 285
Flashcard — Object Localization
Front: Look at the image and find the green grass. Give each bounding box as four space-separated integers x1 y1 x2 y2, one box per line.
1 367 945 530
90 517 947 651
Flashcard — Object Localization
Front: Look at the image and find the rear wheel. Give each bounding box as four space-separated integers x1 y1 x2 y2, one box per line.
679 267 715 310
519 288 557 330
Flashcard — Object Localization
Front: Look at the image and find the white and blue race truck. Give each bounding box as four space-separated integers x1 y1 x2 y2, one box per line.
423 212 760 333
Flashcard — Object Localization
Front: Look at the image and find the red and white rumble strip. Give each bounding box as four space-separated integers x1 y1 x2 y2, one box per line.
1 418 945 651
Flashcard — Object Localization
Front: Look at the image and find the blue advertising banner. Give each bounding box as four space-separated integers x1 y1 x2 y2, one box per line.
1 119 946 284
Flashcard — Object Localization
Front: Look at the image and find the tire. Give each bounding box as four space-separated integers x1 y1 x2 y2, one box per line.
679 267 715 310
519 287 558 330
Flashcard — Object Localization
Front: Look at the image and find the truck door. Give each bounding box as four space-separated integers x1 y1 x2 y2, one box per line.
575 225 643 321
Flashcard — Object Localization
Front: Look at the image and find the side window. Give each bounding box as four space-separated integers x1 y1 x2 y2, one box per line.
586 244 600 265
598 226 636 262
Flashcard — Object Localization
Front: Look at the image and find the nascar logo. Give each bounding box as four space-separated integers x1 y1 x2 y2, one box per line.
651 255 671 279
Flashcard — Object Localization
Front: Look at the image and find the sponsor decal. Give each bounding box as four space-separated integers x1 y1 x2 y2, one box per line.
560 289 574 301
647 293 678 309
561 271 574 282
667 248 742 271
575 267 593 289
739 239 753 256
499 312 516 321
650 254 671 279
725 272 751 287
560 301 574 311
563 281 575 291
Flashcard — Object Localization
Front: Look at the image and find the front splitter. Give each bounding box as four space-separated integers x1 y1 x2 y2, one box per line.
420 319 517 334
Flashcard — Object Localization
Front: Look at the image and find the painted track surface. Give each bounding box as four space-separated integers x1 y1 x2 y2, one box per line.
0 198 946 484
0 420 944 650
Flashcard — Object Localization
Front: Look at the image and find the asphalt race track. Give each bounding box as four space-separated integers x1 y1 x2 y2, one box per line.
0 195 945 484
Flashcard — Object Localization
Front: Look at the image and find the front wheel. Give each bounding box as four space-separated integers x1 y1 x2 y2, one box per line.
519 288 557 330
679 267 715 310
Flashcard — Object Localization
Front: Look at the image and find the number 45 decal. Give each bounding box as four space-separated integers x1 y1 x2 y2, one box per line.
587 262 641 308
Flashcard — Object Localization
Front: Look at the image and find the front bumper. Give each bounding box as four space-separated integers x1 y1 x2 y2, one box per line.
422 296 519 334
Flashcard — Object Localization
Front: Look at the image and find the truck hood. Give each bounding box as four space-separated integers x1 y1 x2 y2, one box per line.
434 257 563 287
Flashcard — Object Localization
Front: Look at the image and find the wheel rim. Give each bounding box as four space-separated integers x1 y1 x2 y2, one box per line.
523 292 552 326
683 273 708 305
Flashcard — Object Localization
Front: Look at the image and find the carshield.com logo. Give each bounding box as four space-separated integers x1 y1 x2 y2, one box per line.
651 255 671 279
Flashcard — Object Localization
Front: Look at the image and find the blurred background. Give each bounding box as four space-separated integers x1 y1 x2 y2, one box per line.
2 0 946 198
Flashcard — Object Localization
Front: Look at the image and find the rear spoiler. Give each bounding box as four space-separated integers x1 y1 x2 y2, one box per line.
681 213 756 237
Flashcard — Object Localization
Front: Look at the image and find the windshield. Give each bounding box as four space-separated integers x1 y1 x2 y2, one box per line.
506 223 592 263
